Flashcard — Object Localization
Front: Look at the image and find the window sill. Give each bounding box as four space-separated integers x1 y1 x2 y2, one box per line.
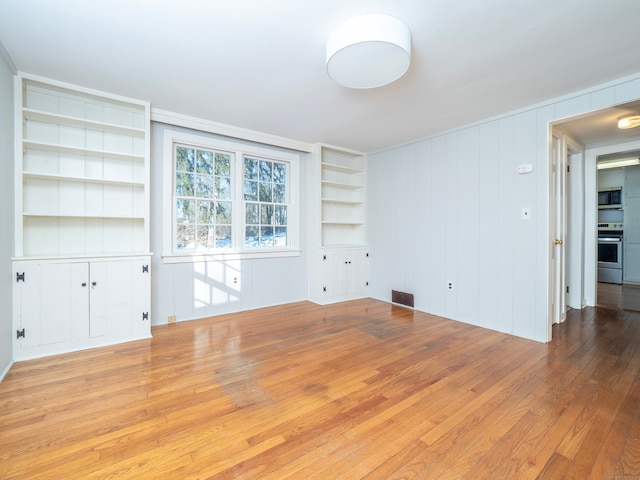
161 249 302 264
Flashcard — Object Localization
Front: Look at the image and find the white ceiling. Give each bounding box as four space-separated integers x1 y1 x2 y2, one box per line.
1 0 640 153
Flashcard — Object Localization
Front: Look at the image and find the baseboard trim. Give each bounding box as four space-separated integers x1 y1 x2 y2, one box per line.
0 360 14 383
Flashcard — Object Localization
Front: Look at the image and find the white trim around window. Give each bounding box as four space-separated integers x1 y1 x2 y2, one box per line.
162 129 301 264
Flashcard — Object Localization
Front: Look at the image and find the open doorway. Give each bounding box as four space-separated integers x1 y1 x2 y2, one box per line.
596 150 640 310
551 101 640 321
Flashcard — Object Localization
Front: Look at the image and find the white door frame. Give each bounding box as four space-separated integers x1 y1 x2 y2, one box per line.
566 147 585 310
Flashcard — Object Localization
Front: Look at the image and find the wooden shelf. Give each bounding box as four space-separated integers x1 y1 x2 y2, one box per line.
23 171 144 187
23 139 145 162
321 198 364 206
321 180 363 190
23 108 146 137
322 221 365 226
23 213 145 220
321 162 363 175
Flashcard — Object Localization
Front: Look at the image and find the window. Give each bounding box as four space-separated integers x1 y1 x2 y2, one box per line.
243 157 288 247
175 145 233 251
163 130 300 262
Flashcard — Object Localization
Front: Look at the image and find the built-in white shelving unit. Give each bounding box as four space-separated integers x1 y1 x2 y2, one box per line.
309 144 369 305
320 146 366 246
16 74 149 257
13 73 152 360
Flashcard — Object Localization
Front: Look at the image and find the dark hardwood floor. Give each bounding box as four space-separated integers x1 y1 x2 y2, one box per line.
1 298 639 479
598 282 640 311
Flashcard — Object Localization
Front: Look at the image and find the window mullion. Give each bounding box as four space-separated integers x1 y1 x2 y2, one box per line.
235 150 244 251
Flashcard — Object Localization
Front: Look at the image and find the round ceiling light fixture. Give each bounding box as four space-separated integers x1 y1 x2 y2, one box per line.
326 14 411 89
618 114 640 129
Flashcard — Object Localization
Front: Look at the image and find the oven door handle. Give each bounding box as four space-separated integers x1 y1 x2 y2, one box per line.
598 237 622 242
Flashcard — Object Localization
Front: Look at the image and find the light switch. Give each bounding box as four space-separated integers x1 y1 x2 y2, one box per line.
521 207 532 220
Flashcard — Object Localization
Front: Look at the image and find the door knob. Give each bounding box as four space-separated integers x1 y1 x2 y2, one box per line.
554 239 563 245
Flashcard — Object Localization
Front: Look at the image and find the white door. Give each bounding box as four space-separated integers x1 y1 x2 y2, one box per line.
550 132 567 326
565 149 584 310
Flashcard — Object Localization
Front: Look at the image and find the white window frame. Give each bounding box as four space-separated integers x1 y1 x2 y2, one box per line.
162 130 300 263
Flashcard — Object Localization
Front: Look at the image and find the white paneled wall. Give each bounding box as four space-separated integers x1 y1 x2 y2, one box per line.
152 253 307 324
149 123 308 325
368 73 640 342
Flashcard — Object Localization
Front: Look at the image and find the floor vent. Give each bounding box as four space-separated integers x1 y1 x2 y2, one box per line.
392 290 414 308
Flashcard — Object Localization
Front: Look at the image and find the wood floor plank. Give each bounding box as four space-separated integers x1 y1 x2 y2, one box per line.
409 348 564 479
1 299 639 479
467 316 629 479
587 371 640 480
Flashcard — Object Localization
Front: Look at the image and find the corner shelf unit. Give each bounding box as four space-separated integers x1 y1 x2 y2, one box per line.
15 73 150 258
318 145 366 247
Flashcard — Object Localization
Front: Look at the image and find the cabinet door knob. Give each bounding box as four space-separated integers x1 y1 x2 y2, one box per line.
91 281 97 287
81 282 87 287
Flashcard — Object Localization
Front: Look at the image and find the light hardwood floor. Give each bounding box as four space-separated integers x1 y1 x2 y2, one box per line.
1 299 639 479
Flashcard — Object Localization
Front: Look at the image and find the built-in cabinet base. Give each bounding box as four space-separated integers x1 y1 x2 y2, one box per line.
309 247 370 305
12 256 151 361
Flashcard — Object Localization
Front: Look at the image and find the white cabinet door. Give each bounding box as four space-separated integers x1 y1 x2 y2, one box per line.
90 259 150 339
346 248 369 296
318 247 369 303
320 248 345 300
89 261 134 338
14 262 89 350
